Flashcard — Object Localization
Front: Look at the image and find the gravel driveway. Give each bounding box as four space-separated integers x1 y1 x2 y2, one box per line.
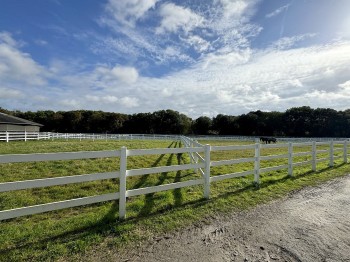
87 175 350 262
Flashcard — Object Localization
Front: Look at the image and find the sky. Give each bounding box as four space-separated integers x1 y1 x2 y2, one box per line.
1 0 350 118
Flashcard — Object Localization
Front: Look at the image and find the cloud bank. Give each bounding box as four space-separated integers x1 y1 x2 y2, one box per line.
1 0 350 118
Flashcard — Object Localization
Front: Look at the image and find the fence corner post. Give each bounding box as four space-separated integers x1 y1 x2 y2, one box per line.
254 142 261 185
204 144 211 199
119 146 127 220
288 142 293 176
312 141 316 171
344 140 348 164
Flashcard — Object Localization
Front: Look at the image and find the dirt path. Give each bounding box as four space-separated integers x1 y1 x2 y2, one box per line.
88 175 350 262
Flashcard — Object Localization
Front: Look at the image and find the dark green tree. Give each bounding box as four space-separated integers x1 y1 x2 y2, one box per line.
192 116 212 135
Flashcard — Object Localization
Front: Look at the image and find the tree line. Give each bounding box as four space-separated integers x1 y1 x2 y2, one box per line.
1 106 350 137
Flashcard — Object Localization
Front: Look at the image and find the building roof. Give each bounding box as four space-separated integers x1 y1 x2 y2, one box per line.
0 112 43 127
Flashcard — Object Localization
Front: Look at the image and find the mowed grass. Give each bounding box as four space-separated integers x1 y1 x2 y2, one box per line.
0 139 349 261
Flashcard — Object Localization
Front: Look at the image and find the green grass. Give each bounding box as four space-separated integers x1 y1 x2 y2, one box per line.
0 139 349 261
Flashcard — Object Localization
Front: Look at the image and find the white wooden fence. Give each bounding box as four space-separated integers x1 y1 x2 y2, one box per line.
0 131 179 142
190 135 350 142
2 131 349 143
0 136 349 221
0 132 52 142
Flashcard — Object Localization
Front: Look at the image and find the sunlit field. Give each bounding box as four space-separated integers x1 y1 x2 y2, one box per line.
0 139 348 261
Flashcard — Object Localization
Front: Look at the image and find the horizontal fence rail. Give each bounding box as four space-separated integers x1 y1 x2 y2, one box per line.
2 132 350 144
0 136 349 221
0 131 180 142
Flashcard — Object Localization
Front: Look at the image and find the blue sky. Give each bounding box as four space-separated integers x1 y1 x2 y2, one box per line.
1 0 350 117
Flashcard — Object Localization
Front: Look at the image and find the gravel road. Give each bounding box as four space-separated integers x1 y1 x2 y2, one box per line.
87 175 350 262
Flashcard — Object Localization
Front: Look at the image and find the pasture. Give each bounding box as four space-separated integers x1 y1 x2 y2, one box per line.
0 138 349 261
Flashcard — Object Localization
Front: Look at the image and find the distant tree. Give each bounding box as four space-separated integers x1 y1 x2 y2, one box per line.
152 110 192 134
283 106 314 136
123 113 154 134
192 116 212 135
0 107 13 115
264 111 284 136
212 114 236 135
2 106 350 137
51 112 64 132
235 112 258 135
105 113 128 133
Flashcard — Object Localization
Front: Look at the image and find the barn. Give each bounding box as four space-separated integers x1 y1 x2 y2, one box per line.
0 112 43 132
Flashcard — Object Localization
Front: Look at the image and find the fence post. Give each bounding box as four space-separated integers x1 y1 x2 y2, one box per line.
329 141 334 167
288 142 293 176
312 141 316 171
204 144 211 199
119 146 127 220
254 143 261 184
192 141 199 173
188 140 193 165
6 131 9 143
344 140 348 164
24 131 27 142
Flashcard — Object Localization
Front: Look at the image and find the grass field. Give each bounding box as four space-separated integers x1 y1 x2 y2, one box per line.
0 139 349 261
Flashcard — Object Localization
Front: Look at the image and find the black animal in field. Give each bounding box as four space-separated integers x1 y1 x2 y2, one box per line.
260 137 277 144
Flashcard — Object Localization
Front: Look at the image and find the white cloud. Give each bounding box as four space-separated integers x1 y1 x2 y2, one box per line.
185 35 210 52
105 0 158 26
111 66 139 84
4 33 350 117
288 79 303 87
0 32 20 47
339 80 350 90
98 0 260 64
93 65 139 85
86 95 119 103
271 34 317 50
85 95 139 108
34 39 48 46
59 99 81 108
0 32 47 85
339 80 350 88
120 96 139 108
266 4 290 18
0 87 24 99
128 41 350 116
156 3 204 34
218 0 250 19
3 3 350 118
216 90 234 103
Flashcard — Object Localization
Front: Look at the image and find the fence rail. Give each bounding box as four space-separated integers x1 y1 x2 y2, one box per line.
0 131 179 142
0 136 349 221
191 135 350 142
2 132 350 143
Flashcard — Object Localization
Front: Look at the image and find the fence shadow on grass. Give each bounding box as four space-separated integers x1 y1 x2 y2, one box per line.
173 152 185 207
1 159 346 259
132 141 176 190
138 141 188 216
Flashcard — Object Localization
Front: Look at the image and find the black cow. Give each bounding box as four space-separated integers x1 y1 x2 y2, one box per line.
260 137 277 144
